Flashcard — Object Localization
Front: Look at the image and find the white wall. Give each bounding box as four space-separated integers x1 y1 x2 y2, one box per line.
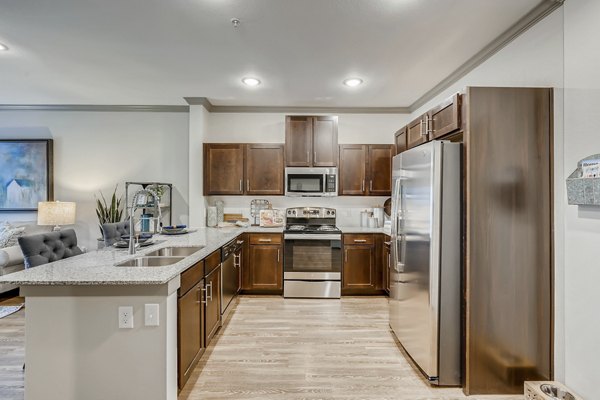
188 105 209 227
0 111 190 249
563 1 600 398
207 112 408 144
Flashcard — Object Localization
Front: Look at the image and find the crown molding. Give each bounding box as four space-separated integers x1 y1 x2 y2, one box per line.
184 97 409 114
408 0 564 113
0 104 189 112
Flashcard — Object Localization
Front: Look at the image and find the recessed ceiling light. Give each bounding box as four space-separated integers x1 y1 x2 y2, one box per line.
343 78 363 87
0 43 8 51
242 77 261 87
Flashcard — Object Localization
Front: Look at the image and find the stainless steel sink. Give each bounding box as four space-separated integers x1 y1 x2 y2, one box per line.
144 246 204 257
115 256 185 267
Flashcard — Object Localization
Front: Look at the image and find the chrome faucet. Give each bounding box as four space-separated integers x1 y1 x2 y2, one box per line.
128 188 160 255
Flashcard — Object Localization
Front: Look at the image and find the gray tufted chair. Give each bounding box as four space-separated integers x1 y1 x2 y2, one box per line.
101 221 130 246
18 229 84 269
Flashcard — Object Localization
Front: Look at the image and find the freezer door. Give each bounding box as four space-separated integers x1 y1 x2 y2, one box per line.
389 141 438 380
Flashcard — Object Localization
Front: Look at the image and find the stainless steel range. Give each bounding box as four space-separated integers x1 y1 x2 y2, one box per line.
283 207 342 299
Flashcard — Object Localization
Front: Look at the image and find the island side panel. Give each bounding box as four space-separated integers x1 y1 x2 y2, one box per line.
22 282 179 400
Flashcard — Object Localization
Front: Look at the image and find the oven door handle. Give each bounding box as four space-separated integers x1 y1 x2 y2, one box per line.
284 234 342 240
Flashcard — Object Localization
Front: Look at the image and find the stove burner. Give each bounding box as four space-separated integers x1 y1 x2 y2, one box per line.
287 225 306 231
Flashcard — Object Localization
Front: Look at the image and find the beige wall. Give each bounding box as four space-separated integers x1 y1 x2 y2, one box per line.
0 111 190 249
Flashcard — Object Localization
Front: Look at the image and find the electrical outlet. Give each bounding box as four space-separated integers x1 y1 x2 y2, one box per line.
118 306 134 329
144 304 159 327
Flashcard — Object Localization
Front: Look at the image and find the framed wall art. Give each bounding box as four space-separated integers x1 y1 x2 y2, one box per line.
0 139 54 211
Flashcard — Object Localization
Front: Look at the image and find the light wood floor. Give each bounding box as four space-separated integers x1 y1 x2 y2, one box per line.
180 296 523 400
0 295 523 400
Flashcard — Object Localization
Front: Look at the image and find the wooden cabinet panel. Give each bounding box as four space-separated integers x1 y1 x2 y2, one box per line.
204 249 221 276
247 244 283 292
395 127 407 155
339 145 367 195
343 234 375 245
429 93 462 139
465 87 552 395
383 238 391 294
342 245 375 291
249 233 282 245
180 260 204 296
312 116 338 167
407 114 429 149
178 279 204 389
246 144 284 195
285 116 312 166
368 145 394 196
203 144 244 195
204 266 221 345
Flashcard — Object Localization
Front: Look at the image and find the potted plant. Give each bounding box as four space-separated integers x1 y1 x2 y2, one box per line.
95 185 124 249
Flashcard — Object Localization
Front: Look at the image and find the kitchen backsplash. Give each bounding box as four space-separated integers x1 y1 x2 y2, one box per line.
207 196 390 227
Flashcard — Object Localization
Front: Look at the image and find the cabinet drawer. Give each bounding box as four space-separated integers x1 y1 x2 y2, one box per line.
204 249 221 276
179 260 204 296
343 234 375 245
249 234 282 245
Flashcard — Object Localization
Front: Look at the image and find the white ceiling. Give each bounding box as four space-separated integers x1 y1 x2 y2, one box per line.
0 0 542 107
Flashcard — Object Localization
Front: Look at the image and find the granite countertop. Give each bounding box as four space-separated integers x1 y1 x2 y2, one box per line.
0 226 282 286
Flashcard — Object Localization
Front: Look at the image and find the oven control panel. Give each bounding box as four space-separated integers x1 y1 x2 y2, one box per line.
286 207 336 218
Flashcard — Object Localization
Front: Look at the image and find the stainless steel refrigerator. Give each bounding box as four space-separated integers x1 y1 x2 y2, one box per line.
389 140 461 386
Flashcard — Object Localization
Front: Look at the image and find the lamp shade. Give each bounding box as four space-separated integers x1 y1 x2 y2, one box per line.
37 201 76 226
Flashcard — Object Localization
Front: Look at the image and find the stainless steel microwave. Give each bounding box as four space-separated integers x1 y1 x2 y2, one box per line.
285 167 338 197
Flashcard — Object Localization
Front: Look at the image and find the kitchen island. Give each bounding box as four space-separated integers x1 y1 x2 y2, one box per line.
0 226 280 400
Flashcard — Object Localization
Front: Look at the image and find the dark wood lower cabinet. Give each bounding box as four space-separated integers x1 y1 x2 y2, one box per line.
383 236 391 294
178 279 204 389
247 245 283 292
342 234 383 295
204 266 221 345
177 259 205 390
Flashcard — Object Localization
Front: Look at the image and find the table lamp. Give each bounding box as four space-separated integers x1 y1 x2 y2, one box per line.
37 201 77 231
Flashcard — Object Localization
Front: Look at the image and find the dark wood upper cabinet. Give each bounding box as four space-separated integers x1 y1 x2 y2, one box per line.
395 127 407 155
285 115 338 167
367 145 394 196
246 144 284 195
406 114 429 149
339 144 393 196
285 116 312 166
204 144 244 195
312 116 338 167
339 145 367 195
395 93 462 151
429 93 462 139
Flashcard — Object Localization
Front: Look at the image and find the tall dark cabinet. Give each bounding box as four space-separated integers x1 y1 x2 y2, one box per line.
463 87 553 395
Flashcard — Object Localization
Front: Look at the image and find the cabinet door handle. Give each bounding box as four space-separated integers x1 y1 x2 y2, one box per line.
258 238 272 242
427 117 434 135
345 249 348 263
306 150 309 162
247 179 250 191
239 179 242 192
420 119 427 136
388 253 391 270
354 239 367 243
206 282 213 301
370 180 373 191
200 287 207 304
361 180 365 192
314 150 317 163
277 249 280 263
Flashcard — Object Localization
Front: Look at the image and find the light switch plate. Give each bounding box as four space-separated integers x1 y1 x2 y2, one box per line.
144 304 160 326
118 306 134 329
